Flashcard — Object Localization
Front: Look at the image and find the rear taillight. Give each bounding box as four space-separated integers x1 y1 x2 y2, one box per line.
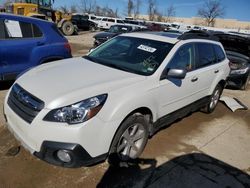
64 43 71 54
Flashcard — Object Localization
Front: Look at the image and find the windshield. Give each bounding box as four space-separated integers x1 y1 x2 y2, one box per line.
20 0 51 7
85 36 174 76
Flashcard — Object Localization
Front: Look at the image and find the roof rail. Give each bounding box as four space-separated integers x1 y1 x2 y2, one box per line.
178 30 219 41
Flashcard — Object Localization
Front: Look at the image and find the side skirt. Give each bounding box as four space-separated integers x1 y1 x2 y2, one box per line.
151 96 210 136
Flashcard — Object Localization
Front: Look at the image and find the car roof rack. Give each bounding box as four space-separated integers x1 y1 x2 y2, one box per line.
178 30 219 41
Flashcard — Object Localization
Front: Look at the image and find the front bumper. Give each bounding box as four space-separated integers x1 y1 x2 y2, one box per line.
4 94 120 167
34 141 107 167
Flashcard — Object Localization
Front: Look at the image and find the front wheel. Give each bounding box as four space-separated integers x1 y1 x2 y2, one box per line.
201 85 222 114
108 114 149 165
61 21 74 36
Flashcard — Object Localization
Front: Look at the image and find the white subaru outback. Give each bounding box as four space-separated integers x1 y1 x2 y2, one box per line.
4 31 230 167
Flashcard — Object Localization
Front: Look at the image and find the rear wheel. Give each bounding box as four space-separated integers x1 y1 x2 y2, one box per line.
108 114 149 165
201 85 222 114
89 25 96 32
61 21 74 36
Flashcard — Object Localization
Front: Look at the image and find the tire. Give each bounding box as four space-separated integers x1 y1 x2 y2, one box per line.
201 84 222 114
89 25 96 32
241 73 250 90
61 21 74 36
108 114 149 166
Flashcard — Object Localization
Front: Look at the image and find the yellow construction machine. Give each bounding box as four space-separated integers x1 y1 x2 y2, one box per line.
4 0 76 35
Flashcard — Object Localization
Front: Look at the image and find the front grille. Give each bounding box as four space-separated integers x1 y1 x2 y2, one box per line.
7 84 44 124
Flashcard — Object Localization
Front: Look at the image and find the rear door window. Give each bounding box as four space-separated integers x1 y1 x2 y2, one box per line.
117 20 124 24
4 20 22 38
108 19 115 22
196 43 217 68
4 19 43 39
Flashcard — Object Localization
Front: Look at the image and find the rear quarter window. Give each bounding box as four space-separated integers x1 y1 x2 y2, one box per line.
214 44 226 62
108 19 115 22
0 19 7 39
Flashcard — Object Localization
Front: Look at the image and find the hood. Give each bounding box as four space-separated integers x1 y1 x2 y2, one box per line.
94 32 118 39
215 33 250 58
17 57 145 109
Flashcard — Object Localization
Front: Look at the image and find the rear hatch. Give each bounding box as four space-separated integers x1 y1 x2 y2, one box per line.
215 33 250 70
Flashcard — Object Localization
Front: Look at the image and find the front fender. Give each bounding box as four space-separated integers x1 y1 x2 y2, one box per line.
97 88 158 125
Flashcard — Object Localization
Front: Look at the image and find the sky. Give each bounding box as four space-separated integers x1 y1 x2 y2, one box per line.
1 0 249 21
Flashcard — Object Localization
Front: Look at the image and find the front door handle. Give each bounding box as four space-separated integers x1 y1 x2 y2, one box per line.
214 70 219 73
191 77 198 82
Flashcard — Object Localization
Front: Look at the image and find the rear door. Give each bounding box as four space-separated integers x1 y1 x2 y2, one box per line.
0 18 43 79
192 42 220 97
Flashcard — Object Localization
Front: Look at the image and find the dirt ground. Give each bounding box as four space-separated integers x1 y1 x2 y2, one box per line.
0 31 250 188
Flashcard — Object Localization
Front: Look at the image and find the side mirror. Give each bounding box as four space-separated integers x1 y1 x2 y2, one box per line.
167 68 187 79
160 68 187 80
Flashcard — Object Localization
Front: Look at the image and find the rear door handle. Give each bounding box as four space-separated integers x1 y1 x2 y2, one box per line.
214 70 219 73
191 77 198 82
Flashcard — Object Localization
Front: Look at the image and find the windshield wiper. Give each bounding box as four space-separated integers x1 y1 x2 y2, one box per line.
102 62 131 72
83 56 98 63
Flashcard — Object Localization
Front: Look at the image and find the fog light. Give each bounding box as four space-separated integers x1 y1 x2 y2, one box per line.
57 150 72 163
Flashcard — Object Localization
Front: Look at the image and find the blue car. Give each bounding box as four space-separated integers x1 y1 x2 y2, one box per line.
0 13 72 81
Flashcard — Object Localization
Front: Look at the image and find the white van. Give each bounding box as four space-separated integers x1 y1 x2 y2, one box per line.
98 17 124 30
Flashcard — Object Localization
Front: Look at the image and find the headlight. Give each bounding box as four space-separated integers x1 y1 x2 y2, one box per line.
43 94 107 124
230 67 248 75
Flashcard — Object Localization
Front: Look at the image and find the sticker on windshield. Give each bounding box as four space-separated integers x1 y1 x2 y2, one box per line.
137 45 157 53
